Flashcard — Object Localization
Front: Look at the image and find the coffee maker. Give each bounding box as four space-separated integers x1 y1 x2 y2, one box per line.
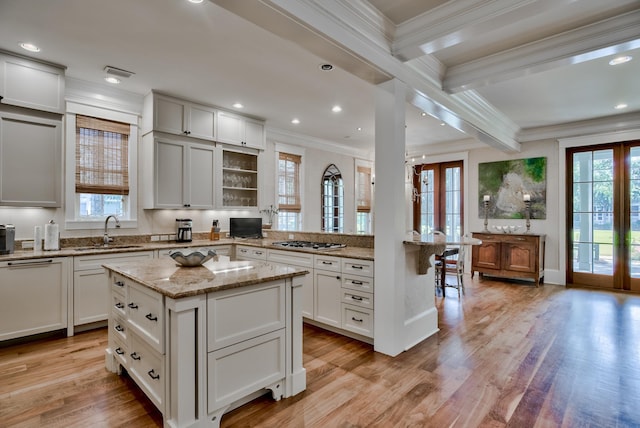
0 224 15 255
175 219 193 242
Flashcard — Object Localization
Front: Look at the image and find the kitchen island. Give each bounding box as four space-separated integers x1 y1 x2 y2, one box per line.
103 257 309 428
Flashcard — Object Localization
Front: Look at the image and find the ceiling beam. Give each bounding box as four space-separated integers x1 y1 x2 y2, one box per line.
392 0 578 62
443 10 640 93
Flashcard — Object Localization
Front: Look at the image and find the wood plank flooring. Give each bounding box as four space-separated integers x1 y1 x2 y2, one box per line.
2 275 640 427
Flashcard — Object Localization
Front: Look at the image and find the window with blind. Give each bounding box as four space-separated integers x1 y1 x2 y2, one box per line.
75 115 129 218
277 152 302 230
356 165 372 233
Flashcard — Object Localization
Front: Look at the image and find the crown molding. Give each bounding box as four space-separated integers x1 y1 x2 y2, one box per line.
266 126 373 160
517 111 640 143
65 77 144 116
444 9 640 92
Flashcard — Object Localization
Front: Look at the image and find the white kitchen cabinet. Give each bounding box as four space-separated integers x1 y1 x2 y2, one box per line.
217 111 265 150
143 92 216 141
267 249 314 319
314 254 343 328
0 111 62 207
235 245 267 261
0 52 65 114
0 257 68 341
141 133 216 209
219 147 259 208
73 251 153 328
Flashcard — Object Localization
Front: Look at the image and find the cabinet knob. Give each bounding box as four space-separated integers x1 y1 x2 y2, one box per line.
336 276 341 280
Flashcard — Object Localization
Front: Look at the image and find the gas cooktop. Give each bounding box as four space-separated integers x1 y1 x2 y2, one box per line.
272 240 346 250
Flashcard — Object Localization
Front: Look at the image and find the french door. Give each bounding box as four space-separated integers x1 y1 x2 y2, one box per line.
412 161 463 241
568 141 640 291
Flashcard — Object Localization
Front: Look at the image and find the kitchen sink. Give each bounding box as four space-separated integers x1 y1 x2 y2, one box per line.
73 244 145 251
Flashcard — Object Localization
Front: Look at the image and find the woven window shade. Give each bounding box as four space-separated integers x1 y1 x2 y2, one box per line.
76 115 129 195
357 166 371 212
278 152 301 211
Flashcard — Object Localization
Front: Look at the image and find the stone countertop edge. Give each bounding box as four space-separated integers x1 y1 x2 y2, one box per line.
0 238 374 262
103 259 310 299
403 240 447 275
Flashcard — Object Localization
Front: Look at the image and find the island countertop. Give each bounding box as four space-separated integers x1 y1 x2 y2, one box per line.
103 258 309 299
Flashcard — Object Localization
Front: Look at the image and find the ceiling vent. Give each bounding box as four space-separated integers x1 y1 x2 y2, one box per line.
104 66 135 79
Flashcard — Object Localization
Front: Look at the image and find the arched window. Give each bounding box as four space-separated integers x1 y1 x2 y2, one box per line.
322 164 344 232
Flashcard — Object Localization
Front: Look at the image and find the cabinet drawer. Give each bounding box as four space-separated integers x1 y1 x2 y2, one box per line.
207 329 285 411
207 281 285 351
111 333 129 367
129 333 164 410
128 283 164 353
342 274 374 293
342 304 373 338
111 273 127 295
341 258 373 277
235 246 267 261
342 289 373 310
112 292 126 318
314 255 341 272
75 251 153 271
267 249 313 268
111 314 128 343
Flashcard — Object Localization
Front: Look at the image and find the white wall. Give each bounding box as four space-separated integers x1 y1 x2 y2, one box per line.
465 139 562 283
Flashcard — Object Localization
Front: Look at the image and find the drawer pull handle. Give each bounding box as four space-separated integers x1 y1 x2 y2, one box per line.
128 303 138 309
115 302 124 309
322 261 333 265
256 251 263 255
115 325 124 332
351 265 363 270
114 281 124 287
148 369 160 380
351 317 363 323
351 280 363 285
351 296 363 301
145 313 158 322
115 347 125 355
131 352 141 361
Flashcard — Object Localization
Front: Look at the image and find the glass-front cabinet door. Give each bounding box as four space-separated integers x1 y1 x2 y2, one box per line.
220 148 258 208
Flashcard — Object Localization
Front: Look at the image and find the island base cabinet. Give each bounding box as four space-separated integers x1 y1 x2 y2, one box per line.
207 329 285 412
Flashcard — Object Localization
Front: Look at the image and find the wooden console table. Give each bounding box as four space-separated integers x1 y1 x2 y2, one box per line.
471 232 545 286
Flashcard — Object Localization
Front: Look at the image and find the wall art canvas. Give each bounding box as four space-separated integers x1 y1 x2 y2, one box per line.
478 157 547 219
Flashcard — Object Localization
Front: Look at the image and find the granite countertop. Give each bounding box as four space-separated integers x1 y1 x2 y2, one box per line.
0 238 374 262
104 258 309 299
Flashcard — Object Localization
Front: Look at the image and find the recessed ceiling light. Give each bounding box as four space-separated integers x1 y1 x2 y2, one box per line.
356 127 362 131
422 154 426 159
19 42 40 52
291 118 300 124
421 112 427 117
615 103 628 110
232 103 244 109
188 0 204 3
331 105 342 113
319 64 334 71
104 76 121 84
440 122 446 126
609 56 632 66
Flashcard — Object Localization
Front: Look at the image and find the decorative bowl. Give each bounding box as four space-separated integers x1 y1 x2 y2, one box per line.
169 248 217 267
492 225 521 234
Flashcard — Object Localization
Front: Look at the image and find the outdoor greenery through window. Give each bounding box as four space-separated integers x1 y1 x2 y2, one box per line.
75 115 129 218
322 164 344 232
277 152 301 230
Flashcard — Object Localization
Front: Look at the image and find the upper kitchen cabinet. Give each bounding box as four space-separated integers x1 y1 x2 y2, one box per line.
218 146 259 208
0 52 65 114
217 111 265 150
0 110 62 207
140 133 216 209
142 92 216 142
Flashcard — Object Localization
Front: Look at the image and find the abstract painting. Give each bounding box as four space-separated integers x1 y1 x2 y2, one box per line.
478 157 547 219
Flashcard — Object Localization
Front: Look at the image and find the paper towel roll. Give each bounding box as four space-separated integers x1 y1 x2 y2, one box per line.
44 221 59 251
34 226 42 251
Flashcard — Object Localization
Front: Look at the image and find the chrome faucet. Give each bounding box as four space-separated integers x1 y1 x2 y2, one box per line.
104 215 120 245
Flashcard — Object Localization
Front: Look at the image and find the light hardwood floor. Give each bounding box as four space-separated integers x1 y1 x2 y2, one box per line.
2 275 640 427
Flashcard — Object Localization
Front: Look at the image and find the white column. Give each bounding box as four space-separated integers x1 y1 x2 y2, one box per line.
374 78 408 356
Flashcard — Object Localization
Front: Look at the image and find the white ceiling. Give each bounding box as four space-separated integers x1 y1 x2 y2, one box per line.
0 0 638 155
